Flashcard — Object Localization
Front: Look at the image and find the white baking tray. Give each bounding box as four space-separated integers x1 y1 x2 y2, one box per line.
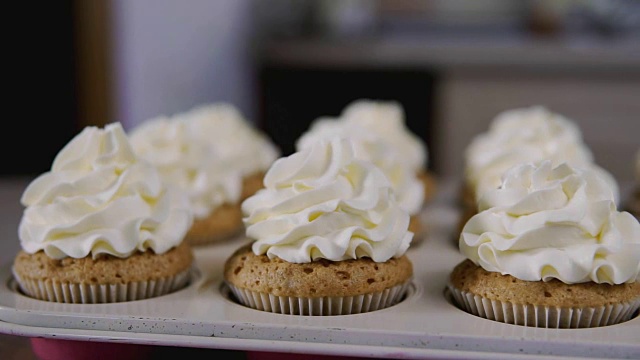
0 189 638 360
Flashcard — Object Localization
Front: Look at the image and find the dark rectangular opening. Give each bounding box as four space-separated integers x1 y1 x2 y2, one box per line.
257 65 438 171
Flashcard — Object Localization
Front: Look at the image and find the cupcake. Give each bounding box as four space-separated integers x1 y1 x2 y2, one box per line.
224 137 414 315
295 117 425 239
129 103 280 246
449 160 640 328
340 99 436 203
461 106 619 232
13 123 194 304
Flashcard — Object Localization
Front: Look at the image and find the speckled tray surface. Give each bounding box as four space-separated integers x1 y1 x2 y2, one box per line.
0 193 638 359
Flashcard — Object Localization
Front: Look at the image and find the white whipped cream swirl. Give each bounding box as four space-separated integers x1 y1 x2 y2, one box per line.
460 160 640 284
243 137 413 263
180 103 280 177
295 118 424 215
129 103 280 219
130 116 242 219
464 106 597 201
341 99 427 172
19 123 193 259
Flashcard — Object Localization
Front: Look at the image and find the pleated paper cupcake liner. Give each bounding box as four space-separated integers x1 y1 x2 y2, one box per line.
227 281 410 316
12 267 192 304
448 284 640 328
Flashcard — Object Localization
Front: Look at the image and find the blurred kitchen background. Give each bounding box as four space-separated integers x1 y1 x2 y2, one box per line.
4 0 640 255
9 0 640 179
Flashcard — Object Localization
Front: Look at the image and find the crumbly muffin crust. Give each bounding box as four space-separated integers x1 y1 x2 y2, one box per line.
455 183 479 244
408 215 422 238
628 188 640 219
416 169 437 202
456 204 477 238
13 242 194 285
460 182 477 212
224 244 413 298
185 171 265 247
450 259 640 308
241 171 266 201
185 203 243 246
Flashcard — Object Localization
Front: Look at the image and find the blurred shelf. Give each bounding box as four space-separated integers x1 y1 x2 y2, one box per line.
261 33 640 72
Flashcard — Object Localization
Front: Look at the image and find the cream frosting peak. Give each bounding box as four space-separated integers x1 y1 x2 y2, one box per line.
464 106 620 203
341 99 427 172
19 123 193 260
295 118 424 215
129 103 280 219
461 160 640 285
243 137 413 263
179 103 280 177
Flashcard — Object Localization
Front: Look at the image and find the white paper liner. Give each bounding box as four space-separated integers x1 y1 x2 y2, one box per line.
12 267 192 304
447 284 640 328
227 281 410 316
